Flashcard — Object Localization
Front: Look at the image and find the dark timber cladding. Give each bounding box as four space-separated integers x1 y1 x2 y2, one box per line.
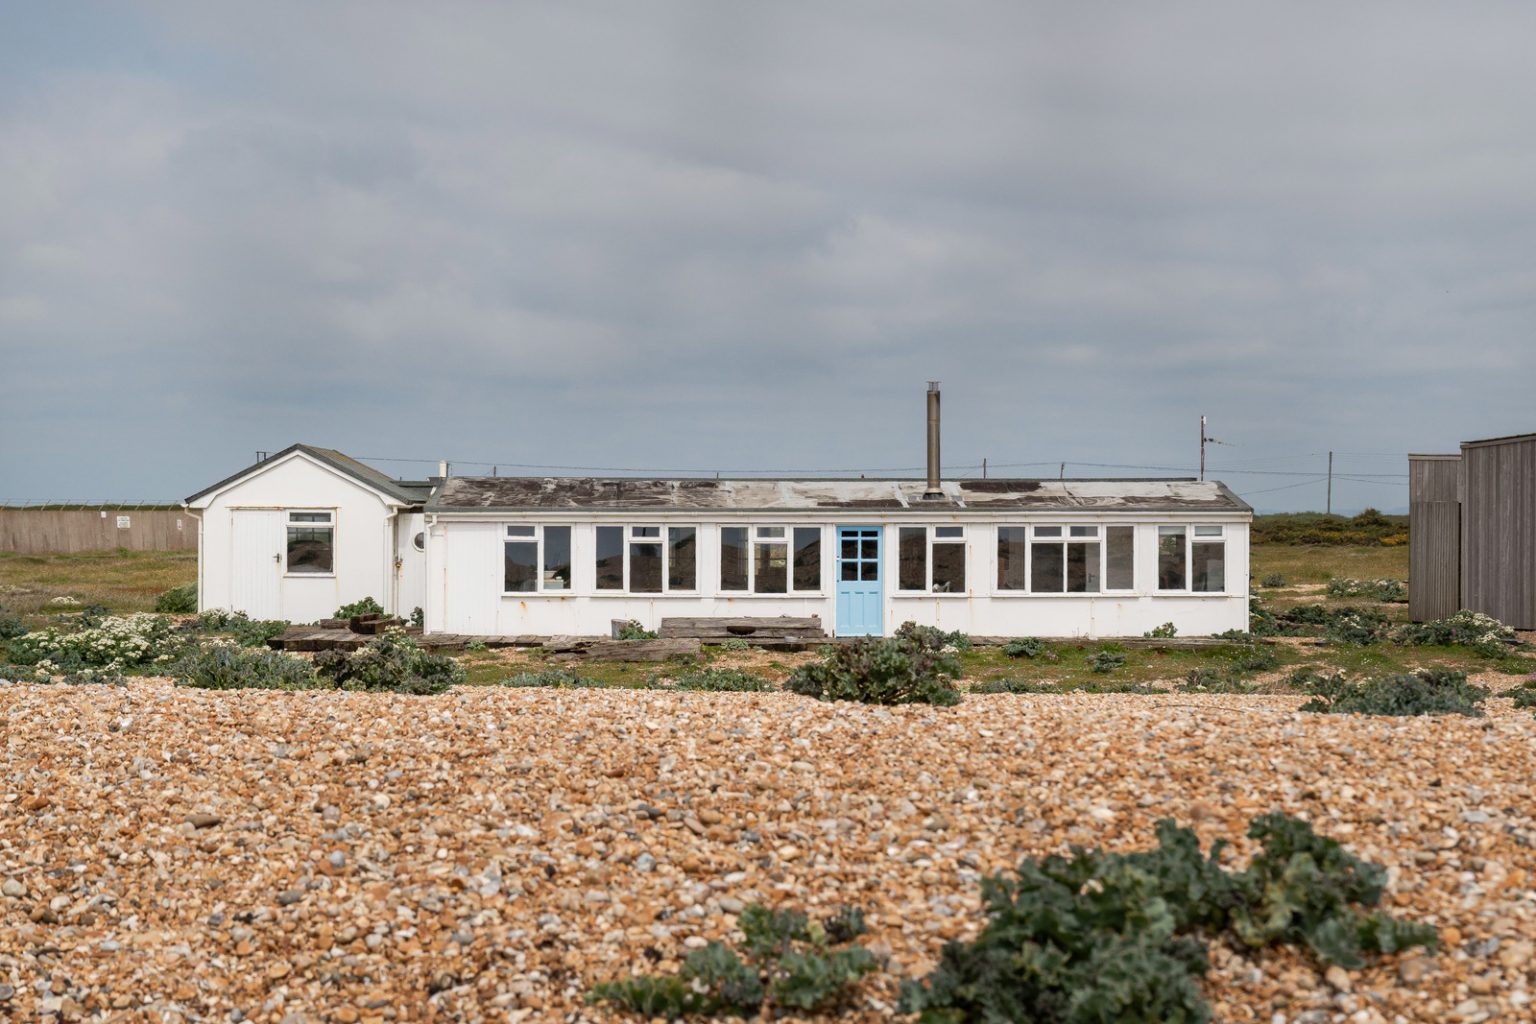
1408 455 1461 622
1460 434 1536 630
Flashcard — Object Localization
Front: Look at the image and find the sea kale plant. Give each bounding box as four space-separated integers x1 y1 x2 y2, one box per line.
190 609 290 647
666 666 777 692
312 632 464 695
1003 637 1047 659
1296 667 1489 717
899 814 1436 1024
334 596 386 619
786 621 963 706
174 644 321 691
8 613 185 673
1325 578 1408 603
588 903 878 1018
153 583 199 614
1392 610 1517 657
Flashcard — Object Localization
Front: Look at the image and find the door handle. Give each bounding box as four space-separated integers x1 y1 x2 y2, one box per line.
274 553 281 563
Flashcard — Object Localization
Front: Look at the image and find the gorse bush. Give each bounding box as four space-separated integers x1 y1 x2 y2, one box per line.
312 632 464 695
667 667 777 692
1297 667 1488 717
175 644 320 690
153 583 198 614
899 814 1435 1024
335 596 385 619
1326 578 1407 603
1002 637 1046 659
786 623 962 706
588 903 877 1018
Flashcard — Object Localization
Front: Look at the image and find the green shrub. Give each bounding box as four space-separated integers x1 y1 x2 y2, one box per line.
588 903 877 1018
1088 650 1126 673
975 678 1158 695
1392 610 1517 657
8 613 185 671
335 596 385 619
0 611 26 641
1003 637 1046 659
174 644 320 690
1251 510 1408 547
1252 602 1391 644
899 814 1435 1024
409 606 424 629
896 621 973 651
786 626 962 706
312 633 463 695
668 667 776 692
1144 622 1178 639
1178 667 1256 694
190 609 290 647
1298 667 1488 717
499 667 607 689
716 637 751 652
1259 573 1288 588
1325 578 1407 603
153 584 198 614
1510 682 1536 709
614 619 659 640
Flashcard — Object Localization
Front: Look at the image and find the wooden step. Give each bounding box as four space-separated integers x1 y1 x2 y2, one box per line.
658 616 826 640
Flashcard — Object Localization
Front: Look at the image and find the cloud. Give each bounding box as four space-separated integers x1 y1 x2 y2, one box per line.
2 1 1534 511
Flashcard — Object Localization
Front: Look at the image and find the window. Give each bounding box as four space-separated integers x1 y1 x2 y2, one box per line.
1192 525 1225 593
504 525 571 593
1157 527 1187 590
412 531 425 552
898 526 966 593
721 526 823 594
594 525 696 594
998 524 1135 594
286 511 334 574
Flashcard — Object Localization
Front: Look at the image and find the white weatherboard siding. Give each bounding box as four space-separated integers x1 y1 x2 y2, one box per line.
193 452 399 623
429 518 1250 638
394 512 428 622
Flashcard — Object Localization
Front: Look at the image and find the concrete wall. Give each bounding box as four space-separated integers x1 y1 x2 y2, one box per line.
190 452 403 624
0 507 197 554
427 515 1250 638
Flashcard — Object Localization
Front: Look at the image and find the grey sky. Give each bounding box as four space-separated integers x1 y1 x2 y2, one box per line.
3 2 1533 512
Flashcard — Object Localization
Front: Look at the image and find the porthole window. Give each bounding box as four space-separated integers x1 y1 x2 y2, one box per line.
413 531 425 552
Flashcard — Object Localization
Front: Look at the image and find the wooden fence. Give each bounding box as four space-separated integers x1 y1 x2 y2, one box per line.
0 507 197 555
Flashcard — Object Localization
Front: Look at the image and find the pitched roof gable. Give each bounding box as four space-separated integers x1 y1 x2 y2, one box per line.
184 444 432 505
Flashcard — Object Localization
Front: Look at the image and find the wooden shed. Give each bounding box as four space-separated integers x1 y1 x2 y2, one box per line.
1410 432 1536 630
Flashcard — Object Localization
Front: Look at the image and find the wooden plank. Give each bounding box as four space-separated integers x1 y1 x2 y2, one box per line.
551 639 701 662
659 616 826 639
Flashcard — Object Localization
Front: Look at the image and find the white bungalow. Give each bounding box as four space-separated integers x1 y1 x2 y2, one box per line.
185 421 1252 640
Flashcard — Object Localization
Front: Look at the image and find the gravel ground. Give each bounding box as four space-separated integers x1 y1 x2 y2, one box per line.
3 681 1534 1023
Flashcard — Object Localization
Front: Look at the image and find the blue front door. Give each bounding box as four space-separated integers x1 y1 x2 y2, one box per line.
836 526 883 636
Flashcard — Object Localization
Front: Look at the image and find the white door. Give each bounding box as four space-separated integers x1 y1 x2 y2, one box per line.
396 513 427 621
444 522 501 634
231 509 283 619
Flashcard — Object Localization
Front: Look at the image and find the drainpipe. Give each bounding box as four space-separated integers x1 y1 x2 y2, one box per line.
923 382 943 500
183 505 203 611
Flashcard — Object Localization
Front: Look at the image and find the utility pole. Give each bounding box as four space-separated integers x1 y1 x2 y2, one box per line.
1200 416 1206 480
982 458 987 479
1327 451 1334 516
1059 462 1066 479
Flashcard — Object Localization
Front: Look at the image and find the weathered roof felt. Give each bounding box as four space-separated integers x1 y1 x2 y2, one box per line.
427 476 1251 515
185 444 432 506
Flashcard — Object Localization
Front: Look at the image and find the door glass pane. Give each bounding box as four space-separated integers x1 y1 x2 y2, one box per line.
842 561 859 582
841 538 858 559
754 543 788 593
793 527 821 591
898 527 926 591
1192 542 1226 592
860 539 877 559
542 526 571 591
721 527 749 591
1106 526 1134 590
932 542 965 593
1031 542 1064 592
630 543 663 593
595 526 624 590
667 527 696 591
504 540 537 592
997 527 1027 590
1158 527 1187 590
287 527 334 574
860 562 878 581
1067 542 1101 593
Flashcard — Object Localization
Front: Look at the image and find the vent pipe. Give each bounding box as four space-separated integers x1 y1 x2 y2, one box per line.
923 381 943 500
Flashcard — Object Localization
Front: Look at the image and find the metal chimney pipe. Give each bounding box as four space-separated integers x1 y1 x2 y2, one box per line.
924 382 942 499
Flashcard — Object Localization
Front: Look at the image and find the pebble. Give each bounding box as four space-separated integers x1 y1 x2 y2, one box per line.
1 679 1533 1021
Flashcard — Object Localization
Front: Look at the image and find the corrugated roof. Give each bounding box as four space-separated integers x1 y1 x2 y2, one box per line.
427 476 1251 514
185 444 432 505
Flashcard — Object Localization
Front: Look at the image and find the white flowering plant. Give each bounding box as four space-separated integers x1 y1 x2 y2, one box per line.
1393 610 1518 658
7 613 188 672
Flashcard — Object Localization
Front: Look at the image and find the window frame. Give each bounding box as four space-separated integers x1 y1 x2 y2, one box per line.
589 524 701 596
1155 524 1229 595
284 509 336 578
994 523 1137 596
502 524 573 595
895 525 968 596
719 524 825 596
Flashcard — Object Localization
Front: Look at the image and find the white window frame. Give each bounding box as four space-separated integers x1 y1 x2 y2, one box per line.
895 525 967 596
995 523 1136 596
502 524 573 595
284 509 336 578
592 524 700 596
720 524 825 596
1155 524 1228 595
